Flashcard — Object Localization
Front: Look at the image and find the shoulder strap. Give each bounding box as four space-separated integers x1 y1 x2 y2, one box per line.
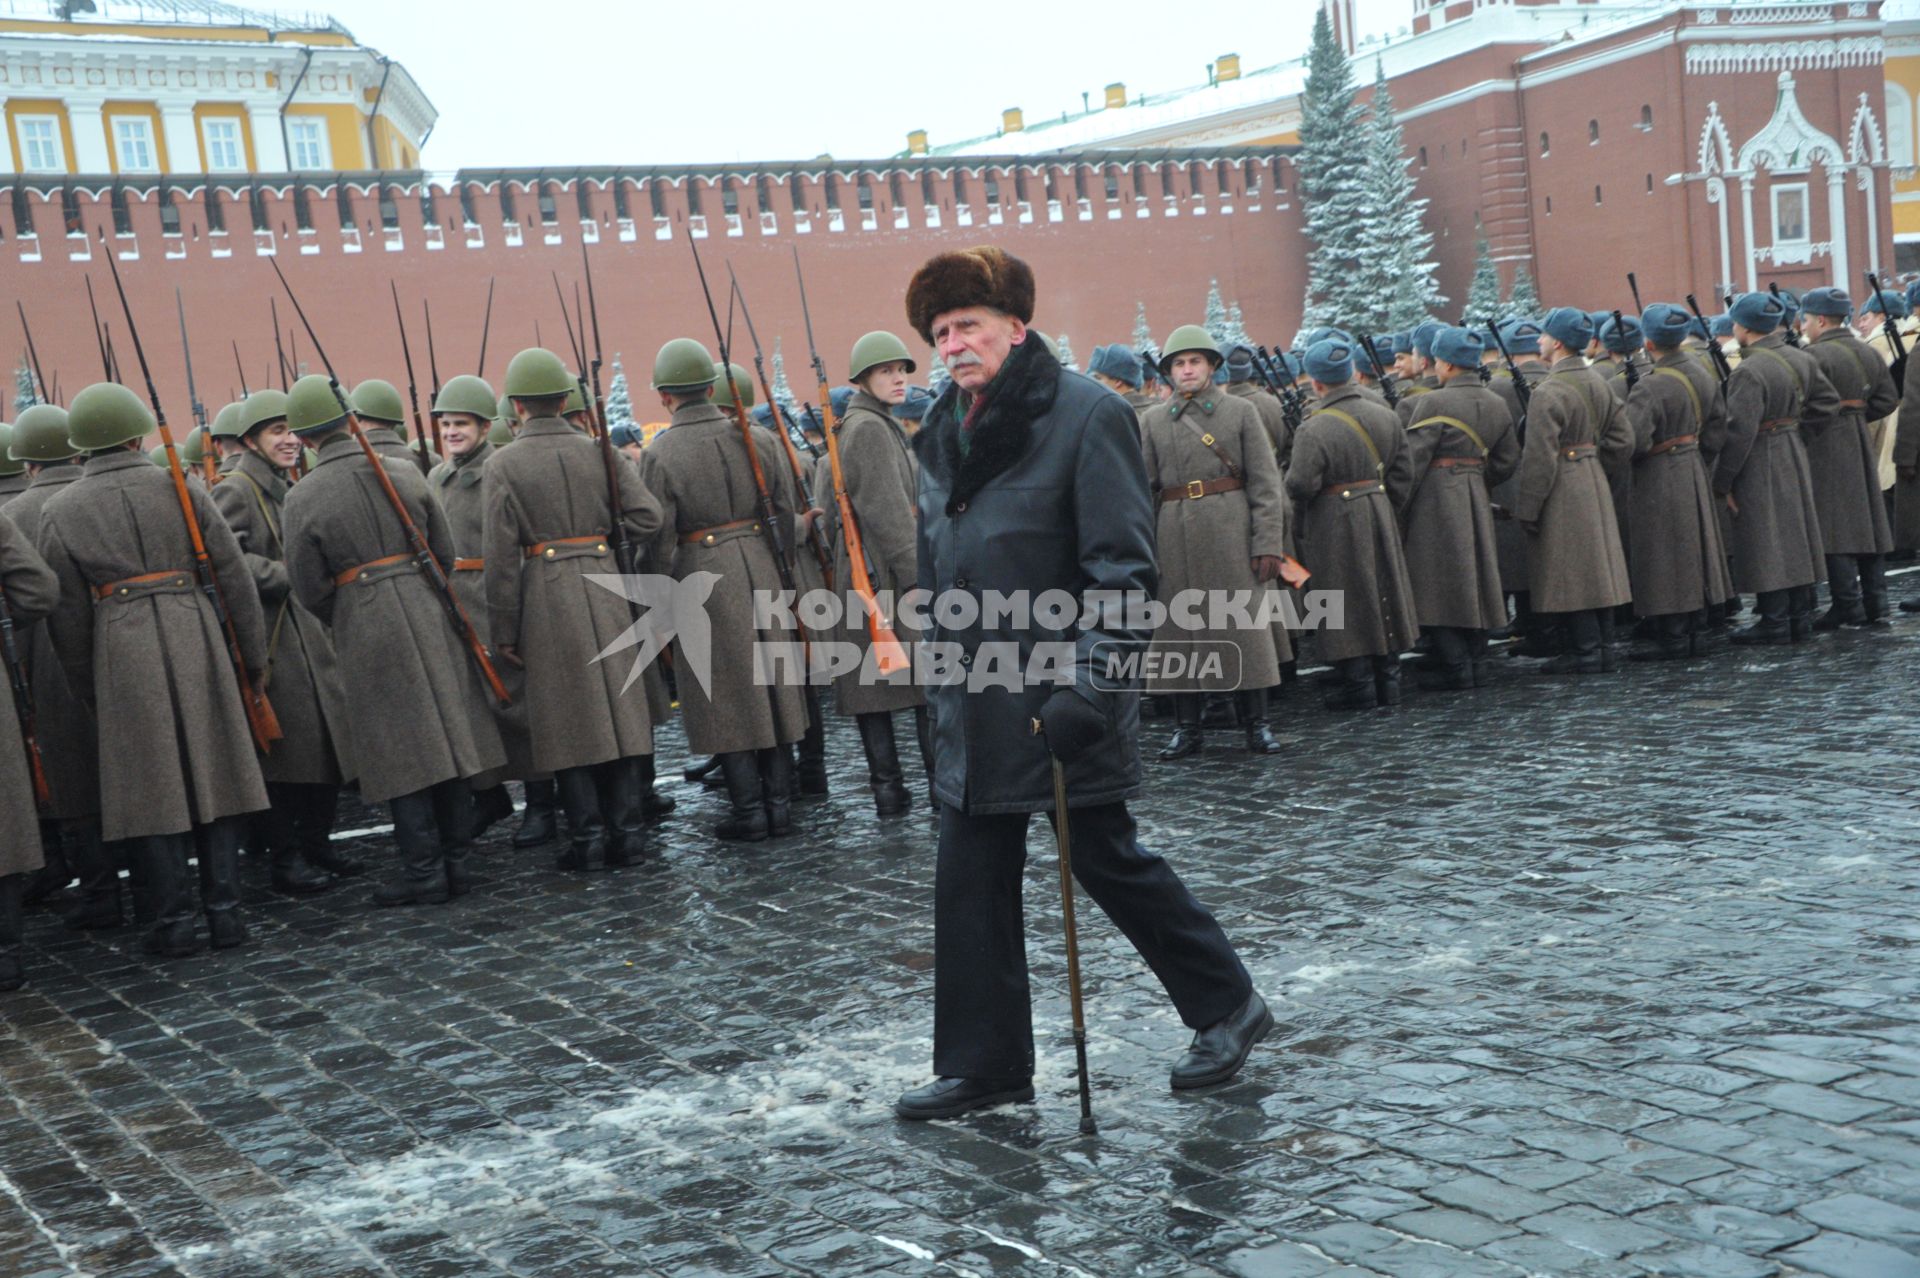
1407 413 1489 458
1319 407 1386 478
1175 407 1243 480
229 469 284 556
1753 346 1804 419
1652 366 1705 431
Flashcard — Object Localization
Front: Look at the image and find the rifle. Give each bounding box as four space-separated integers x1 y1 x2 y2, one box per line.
1627 272 1645 316
0 582 50 814
1356 333 1400 408
795 402 826 459
422 300 445 458
550 271 591 433
475 276 496 380
1136 349 1161 387
269 256 512 709
1611 310 1640 391
175 289 207 427
231 340 250 398
1261 346 1309 429
16 303 50 405
271 297 290 390
98 230 283 754
1769 283 1802 347
686 235 797 600
577 241 643 606
389 282 434 475
1684 294 1733 392
1867 271 1908 394
1484 316 1532 444
731 263 836 594
84 277 112 381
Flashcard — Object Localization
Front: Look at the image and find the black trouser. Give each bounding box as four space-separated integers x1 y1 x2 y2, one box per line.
1428 626 1483 674
932 801 1251 1080
1826 553 1886 614
264 782 339 854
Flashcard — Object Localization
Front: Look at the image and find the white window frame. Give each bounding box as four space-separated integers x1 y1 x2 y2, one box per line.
1772 182 1811 248
288 117 330 171
201 117 245 173
112 116 157 174
16 115 64 174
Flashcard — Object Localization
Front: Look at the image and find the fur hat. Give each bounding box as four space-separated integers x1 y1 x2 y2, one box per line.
905 247 1037 344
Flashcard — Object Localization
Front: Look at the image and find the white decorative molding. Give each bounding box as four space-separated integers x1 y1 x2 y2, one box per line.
1851 93 1887 166
1699 101 1735 176
1731 4 1844 23
1738 74 1846 171
1685 38 1881 75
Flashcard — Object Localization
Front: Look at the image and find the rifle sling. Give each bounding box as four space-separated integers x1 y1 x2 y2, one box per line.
1407 414 1490 458
1174 407 1243 480
1317 407 1386 479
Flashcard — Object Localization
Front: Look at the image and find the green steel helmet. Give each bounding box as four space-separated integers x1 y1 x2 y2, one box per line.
9 404 76 463
494 394 514 425
147 445 166 466
181 425 208 466
564 382 587 416
288 375 350 436
67 382 156 452
238 388 290 436
349 379 406 425
434 374 498 420
712 362 754 410
302 447 319 468
1160 324 1223 371
503 347 575 399
488 418 515 447
210 400 245 440
651 338 718 391
849 330 916 382
0 424 19 477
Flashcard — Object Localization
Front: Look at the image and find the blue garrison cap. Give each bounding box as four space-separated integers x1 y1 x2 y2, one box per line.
1542 306 1594 353
1304 326 1353 349
1864 289 1910 319
1411 320 1443 360
1501 318 1543 356
1431 326 1484 369
1088 343 1144 389
1304 338 1354 384
609 422 640 447
1799 287 1852 319
1641 303 1692 348
1710 313 1735 339
1729 292 1786 334
1599 314 1644 354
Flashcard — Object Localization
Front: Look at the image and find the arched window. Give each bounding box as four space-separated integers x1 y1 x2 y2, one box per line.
1888 82 1915 169
1639 104 1654 131
1545 196 1553 215
1418 145 1429 168
1539 131 1550 156
1588 119 1600 144
1594 185 1603 205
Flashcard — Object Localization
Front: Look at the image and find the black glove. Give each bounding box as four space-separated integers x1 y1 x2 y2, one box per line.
1039 689 1108 764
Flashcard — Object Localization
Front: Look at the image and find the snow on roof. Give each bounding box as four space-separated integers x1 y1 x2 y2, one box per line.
0 0 347 35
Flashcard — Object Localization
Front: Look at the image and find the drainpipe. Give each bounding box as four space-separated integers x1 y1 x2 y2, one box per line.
278 46 315 173
363 56 394 171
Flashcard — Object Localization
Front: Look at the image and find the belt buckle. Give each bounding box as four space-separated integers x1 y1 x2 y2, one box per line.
1185 479 1205 500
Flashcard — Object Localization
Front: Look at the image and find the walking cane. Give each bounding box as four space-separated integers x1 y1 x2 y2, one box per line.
1032 718 1097 1135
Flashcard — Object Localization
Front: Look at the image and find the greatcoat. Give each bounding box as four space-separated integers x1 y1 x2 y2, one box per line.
1400 373 1519 630
1621 351 1735 616
0 513 55 875
3 466 98 822
1486 360 1550 594
1512 357 1634 613
1801 328 1897 557
1714 333 1834 594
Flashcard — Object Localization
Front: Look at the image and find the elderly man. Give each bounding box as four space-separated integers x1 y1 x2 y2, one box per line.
894 246 1267 1121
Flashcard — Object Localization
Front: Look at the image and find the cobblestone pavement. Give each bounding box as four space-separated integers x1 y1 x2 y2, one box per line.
4 607 1920 1278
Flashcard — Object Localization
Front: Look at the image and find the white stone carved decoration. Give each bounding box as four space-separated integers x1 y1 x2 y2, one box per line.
1737 74 1851 287
1700 102 1737 293
1685 39 1881 76
1731 4 1845 22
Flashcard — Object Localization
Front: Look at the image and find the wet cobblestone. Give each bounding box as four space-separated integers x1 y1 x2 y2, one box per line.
3 607 1920 1276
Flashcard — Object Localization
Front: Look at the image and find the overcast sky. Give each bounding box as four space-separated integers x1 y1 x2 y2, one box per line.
315 0 1406 171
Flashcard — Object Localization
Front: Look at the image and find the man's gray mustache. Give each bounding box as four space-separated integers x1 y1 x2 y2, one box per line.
945 352 985 369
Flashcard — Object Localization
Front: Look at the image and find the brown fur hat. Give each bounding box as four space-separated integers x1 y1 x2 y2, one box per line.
904 246 1037 344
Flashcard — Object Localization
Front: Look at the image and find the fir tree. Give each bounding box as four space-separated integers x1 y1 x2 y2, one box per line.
1464 233 1503 326
1203 279 1230 343
1054 333 1079 371
1132 302 1154 354
927 356 951 396
770 338 801 418
604 354 634 428
1223 302 1253 353
1359 60 1446 331
1505 263 1541 319
1297 7 1372 332
14 360 38 413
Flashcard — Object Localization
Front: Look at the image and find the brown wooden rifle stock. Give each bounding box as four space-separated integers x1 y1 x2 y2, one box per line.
0 583 51 812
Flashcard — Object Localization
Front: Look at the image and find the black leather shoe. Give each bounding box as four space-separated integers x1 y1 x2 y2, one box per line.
512 780 560 849
1157 727 1204 760
470 785 516 841
1731 621 1791 646
1170 991 1274 1090
894 1075 1035 1121
1814 604 1864 631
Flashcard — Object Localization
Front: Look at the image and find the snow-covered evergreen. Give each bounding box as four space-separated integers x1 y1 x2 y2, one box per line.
14 361 37 413
1297 8 1372 332
1361 61 1446 331
1505 264 1541 319
926 355 951 396
604 355 634 428
1203 280 1230 344
1464 234 1503 326
1223 302 1253 353
1054 334 1079 372
770 338 802 417
1132 302 1154 355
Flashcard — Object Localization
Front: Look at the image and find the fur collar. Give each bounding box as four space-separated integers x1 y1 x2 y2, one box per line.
914 337 1060 513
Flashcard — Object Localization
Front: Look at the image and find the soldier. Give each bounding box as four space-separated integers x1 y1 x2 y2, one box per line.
1140 325 1288 754
1485 319 1553 655
637 340 808 841
1511 308 1634 673
1620 304 1734 660
1087 345 1155 425
281 375 507 904
811 331 930 816
1856 288 1907 546
610 421 644 464
485 350 664 870
0 508 57 988
1285 339 1420 709
1400 321 1445 403
1716 292 1834 643
1223 344 1290 464
1796 289 1896 627
1596 314 1645 588
349 380 440 469
1400 327 1519 689
211 385 362 895
4 405 116 930
0 424 28 503
37 384 269 955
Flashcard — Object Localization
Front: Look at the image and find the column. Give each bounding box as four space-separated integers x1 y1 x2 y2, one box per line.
1826 167 1849 288
159 101 199 175
1739 175 1758 293
248 105 287 173
67 96 111 174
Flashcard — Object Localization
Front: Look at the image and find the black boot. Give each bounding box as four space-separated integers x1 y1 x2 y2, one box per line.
601 757 649 867
1417 628 1474 690
797 688 829 799
0 874 23 992
684 754 724 786
61 819 123 931
374 789 452 906
1238 688 1282 754
914 705 936 806
1790 585 1817 643
294 785 358 878
714 751 768 842
553 766 607 871
1862 555 1890 625
511 778 559 849
1816 555 1865 629
638 754 674 821
21 828 72 911
1158 694 1205 758
1732 589 1792 645
195 816 248 950
858 713 912 816
469 783 515 841
1323 658 1377 710
1630 613 1692 661
761 747 794 837
430 778 475 898
1373 655 1403 705
136 834 199 957
264 785 330 897
1596 609 1619 672
1536 610 1604 673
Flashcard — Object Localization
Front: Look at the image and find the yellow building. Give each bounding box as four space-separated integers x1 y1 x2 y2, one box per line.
0 0 434 177
1885 7 1920 264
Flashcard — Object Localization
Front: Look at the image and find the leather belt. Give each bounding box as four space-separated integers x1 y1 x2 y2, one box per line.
1430 457 1484 470
1837 399 1868 411
525 535 610 561
1759 418 1798 432
94 569 191 601
1648 433 1699 457
1159 476 1245 504
334 553 414 587
1561 443 1599 459
1320 479 1383 498
452 558 485 572
680 518 761 546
